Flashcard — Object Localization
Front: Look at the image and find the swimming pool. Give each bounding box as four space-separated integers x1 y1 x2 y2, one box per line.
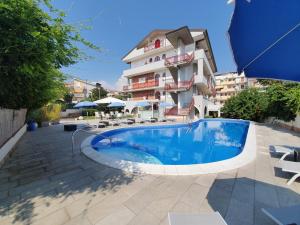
81 119 256 175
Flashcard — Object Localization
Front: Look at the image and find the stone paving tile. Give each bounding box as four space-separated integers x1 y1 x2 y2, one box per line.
0 122 299 225
127 209 160 225
32 208 70 225
94 205 135 225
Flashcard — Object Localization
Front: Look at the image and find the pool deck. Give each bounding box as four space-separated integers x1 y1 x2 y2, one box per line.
0 121 299 225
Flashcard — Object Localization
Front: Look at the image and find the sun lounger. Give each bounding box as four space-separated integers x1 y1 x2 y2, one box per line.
121 119 134 125
271 145 299 160
109 120 119 126
158 117 167 122
99 120 109 126
262 205 300 225
168 212 227 225
98 123 106 128
127 118 135 123
278 160 300 185
135 118 146 123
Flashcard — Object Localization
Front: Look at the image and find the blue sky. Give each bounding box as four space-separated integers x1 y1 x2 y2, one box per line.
50 0 235 90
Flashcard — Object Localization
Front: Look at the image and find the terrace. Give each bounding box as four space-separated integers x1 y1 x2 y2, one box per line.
0 122 299 225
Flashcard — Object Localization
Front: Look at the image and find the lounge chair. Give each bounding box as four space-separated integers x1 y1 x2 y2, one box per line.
262 205 300 225
135 118 146 123
168 212 227 225
146 117 157 123
158 117 167 122
121 119 134 125
271 145 299 160
109 120 119 126
95 112 100 118
278 160 300 185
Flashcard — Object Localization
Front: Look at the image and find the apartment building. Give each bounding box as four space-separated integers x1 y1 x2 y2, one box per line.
121 26 218 119
214 72 264 106
65 78 98 103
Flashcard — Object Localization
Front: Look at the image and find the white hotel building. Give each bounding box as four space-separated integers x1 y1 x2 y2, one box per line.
121 26 218 119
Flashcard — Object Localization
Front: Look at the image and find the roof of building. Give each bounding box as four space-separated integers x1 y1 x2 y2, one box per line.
122 26 217 72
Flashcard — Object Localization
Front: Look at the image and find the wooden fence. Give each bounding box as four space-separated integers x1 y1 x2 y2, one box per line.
0 108 27 147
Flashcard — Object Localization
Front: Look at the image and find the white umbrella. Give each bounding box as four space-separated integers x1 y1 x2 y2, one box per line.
94 97 124 104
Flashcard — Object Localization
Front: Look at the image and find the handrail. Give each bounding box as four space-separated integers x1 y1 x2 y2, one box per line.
71 126 112 156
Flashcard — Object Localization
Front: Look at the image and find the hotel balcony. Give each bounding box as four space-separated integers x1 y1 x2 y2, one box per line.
123 60 165 77
144 39 166 52
164 52 194 67
164 99 194 116
127 96 157 101
123 80 159 92
164 76 194 92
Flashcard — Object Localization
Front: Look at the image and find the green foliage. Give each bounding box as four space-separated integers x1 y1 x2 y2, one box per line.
82 108 97 116
266 83 300 121
28 103 61 124
63 92 74 104
221 88 269 122
89 87 108 101
0 0 100 110
222 82 300 122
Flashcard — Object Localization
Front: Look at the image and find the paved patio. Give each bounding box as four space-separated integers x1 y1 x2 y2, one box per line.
0 122 299 225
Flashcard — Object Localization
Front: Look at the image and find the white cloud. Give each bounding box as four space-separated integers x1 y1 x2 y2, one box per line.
91 80 117 91
116 75 128 91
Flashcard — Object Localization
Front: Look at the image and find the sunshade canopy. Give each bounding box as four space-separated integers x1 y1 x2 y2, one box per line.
160 102 176 108
74 101 97 108
135 101 150 107
94 97 125 104
108 102 125 107
228 0 300 82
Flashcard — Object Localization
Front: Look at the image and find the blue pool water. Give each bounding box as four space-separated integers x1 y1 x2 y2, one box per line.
91 119 249 165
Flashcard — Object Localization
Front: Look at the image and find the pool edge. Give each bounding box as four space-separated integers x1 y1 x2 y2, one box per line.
81 121 256 175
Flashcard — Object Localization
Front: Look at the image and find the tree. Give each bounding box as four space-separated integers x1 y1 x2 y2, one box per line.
266 83 300 121
63 92 74 104
0 0 99 110
221 88 269 122
89 87 107 101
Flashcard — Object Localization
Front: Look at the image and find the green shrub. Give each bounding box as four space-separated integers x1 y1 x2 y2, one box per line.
28 104 61 124
221 88 269 122
82 109 97 116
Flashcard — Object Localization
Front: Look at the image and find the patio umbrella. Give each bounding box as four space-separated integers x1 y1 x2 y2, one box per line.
160 102 176 108
74 101 97 108
135 101 150 107
135 101 151 118
108 102 125 107
94 97 124 104
228 0 300 82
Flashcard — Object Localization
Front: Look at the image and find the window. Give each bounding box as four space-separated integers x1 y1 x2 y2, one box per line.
162 54 166 59
162 73 166 77
139 77 146 83
149 58 153 63
154 39 161 48
154 56 160 62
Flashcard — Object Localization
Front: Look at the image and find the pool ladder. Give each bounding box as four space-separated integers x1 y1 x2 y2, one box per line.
71 126 112 156
185 118 194 134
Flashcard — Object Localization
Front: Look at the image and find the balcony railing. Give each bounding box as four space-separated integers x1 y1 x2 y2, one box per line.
127 96 157 101
164 76 194 91
164 52 194 67
123 80 159 91
164 99 194 116
144 39 166 52
178 98 194 116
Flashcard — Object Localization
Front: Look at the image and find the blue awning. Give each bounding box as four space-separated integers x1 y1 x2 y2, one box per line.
228 0 300 82
135 101 150 107
74 101 97 108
